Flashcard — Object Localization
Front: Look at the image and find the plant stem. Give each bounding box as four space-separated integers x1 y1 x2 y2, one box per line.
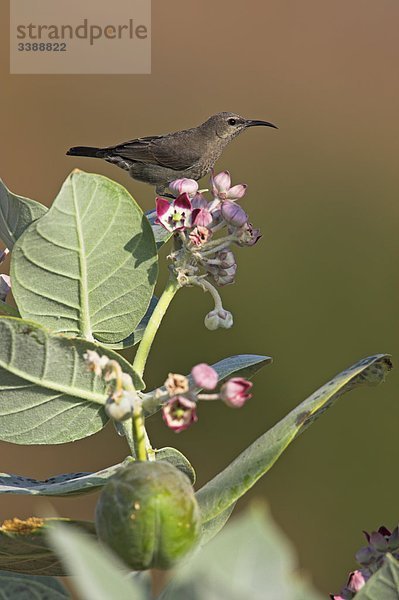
133 404 147 461
132 274 180 382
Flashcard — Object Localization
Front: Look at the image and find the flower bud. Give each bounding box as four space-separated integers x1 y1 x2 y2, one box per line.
105 391 137 421
95 461 201 570
347 570 367 593
0 274 11 302
212 264 237 286
191 363 218 390
169 178 199 197
192 208 213 227
220 377 253 407
216 249 236 269
221 201 248 227
191 192 208 209
204 308 233 330
211 170 231 197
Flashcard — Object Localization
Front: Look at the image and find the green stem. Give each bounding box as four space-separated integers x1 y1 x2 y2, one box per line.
133 404 147 461
132 274 180 382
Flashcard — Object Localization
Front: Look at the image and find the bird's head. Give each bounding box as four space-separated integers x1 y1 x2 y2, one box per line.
202 112 277 141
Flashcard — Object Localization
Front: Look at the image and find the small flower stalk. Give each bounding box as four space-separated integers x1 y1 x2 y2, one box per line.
155 169 262 329
159 363 253 432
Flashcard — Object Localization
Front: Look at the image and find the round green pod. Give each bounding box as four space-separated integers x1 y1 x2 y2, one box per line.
95 461 201 570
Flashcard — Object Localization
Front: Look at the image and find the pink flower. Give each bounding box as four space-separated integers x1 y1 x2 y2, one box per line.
191 363 219 390
155 193 193 232
162 396 198 432
220 377 253 407
189 226 212 247
211 170 247 201
169 178 199 198
221 201 248 227
192 207 213 227
0 274 11 302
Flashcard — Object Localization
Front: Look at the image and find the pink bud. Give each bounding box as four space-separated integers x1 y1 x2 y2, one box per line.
169 178 199 197
162 396 198 432
220 377 253 407
193 208 213 227
0 274 11 301
347 570 367 593
217 250 236 268
204 308 233 330
227 184 247 200
221 201 248 227
212 170 231 195
191 363 219 390
191 192 208 209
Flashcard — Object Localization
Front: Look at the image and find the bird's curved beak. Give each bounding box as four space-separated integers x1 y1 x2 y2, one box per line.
245 119 278 129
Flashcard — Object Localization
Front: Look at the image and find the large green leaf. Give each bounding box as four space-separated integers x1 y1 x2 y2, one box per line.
47 523 147 600
143 354 272 416
356 555 399 600
199 504 236 547
0 179 47 249
160 506 322 600
101 296 158 350
196 354 392 523
0 518 95 576
11 171 158 343
0 457 134 497
0 316 141 444
0 571 69 599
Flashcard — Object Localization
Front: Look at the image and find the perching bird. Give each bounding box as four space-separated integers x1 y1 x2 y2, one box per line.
67 112 277 195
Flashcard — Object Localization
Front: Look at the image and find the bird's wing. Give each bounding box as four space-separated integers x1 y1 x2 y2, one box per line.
109 133 202 172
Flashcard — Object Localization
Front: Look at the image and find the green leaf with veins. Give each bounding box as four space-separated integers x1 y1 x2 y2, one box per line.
11 170 158 343
355 554 399 600
196 354 392 523
0 571 70 599
0 179 47 249
0 518 95 577
0 316 141 445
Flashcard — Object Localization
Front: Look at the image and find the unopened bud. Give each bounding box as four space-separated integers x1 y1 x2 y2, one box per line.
169 178 199 198
204 308 233 330
221 201 248 227
216 249 236 268
213 264 237 286
105 391 137 421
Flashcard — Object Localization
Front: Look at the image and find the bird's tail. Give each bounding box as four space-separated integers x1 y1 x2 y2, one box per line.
66 146 107 158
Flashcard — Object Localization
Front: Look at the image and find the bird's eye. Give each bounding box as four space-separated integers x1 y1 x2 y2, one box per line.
228 118 237 126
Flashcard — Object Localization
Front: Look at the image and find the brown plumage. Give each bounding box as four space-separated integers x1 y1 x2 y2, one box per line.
67 112 277 194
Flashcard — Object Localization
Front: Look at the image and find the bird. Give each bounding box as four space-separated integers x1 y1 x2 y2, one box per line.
66 112 277 195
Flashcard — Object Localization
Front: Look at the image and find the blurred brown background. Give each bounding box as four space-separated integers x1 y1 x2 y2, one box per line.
1 0 398 595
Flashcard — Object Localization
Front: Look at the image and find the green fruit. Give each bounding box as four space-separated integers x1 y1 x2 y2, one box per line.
95 461 201 570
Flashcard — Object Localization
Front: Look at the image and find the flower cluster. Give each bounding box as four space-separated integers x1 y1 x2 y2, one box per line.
331 525 399 599
84 350 139 421
155 171 261 330
160 362 253 432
